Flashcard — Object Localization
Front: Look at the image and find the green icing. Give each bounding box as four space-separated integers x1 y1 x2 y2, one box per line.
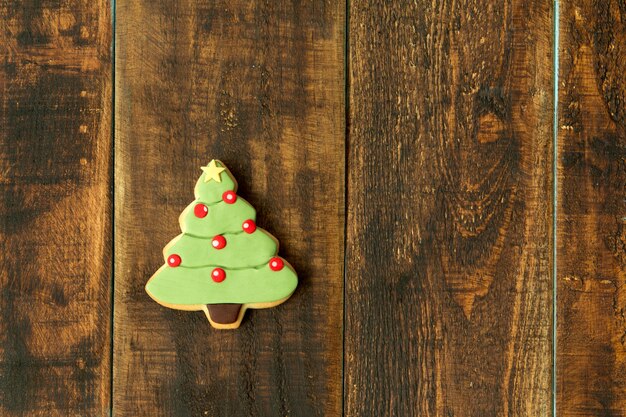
194 160 237 203
180 198 256 236
146 259 298 305
148 159 298 309
164 229 278 268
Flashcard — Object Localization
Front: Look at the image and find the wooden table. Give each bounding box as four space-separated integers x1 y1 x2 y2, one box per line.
1 0 624 415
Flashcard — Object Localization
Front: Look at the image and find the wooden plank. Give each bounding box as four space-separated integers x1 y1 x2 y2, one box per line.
113 1 344 415
346 1 553 415
0 1 112 416
557 1 626 415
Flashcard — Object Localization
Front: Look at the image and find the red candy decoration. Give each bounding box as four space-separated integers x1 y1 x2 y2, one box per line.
242 219 256 234
269 257 284 271
222 191 237 204
194 203 208 218
167 254 182 267
212 235 226 250
211 268 226 283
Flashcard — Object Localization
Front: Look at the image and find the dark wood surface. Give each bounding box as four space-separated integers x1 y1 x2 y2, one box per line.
0 1 112 416
557 0 626 416
113 1 345 416
2 0 626 415
346 0 554 415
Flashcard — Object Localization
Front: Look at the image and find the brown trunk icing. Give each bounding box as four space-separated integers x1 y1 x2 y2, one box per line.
207 304 242 324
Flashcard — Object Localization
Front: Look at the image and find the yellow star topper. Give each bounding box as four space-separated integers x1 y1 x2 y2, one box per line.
201 160 226 183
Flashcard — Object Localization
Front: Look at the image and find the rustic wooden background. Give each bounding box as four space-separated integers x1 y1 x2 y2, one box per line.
0 0 624 416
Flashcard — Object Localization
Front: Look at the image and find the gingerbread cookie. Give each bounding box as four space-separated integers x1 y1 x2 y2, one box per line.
145 160 298 329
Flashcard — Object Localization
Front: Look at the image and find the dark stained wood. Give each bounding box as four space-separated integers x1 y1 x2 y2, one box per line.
0 1 112 416
346 0 554 415
113 1 344 415
557 1 626 415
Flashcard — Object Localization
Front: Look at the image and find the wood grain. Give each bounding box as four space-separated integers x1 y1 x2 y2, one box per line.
114 1 344 416
346 0 553 415
557 0 626 415
0 1 112 416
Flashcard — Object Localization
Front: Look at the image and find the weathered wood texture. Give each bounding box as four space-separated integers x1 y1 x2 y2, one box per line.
557 1 626 415
0 1 112 416
346 0 554 415
114 1 344 416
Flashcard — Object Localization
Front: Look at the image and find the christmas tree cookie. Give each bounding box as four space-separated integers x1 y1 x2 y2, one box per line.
146 160 298 329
